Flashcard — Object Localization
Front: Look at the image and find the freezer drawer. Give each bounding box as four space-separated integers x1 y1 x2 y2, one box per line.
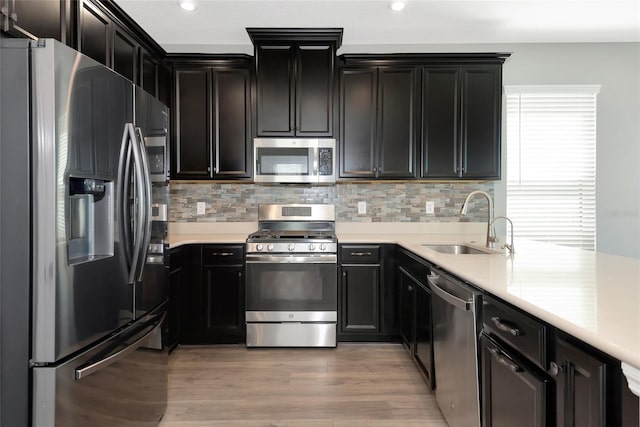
33 309 167 427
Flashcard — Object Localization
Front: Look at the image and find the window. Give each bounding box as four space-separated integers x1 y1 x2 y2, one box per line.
505 85 600 251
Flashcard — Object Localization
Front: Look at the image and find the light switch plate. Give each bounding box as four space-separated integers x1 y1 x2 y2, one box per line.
358 201 367 215
196 201 206 215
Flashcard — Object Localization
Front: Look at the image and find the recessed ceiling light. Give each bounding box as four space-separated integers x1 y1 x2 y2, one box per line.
390 1 406 12
178 0 197 11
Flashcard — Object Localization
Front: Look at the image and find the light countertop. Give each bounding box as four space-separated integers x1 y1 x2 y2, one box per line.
168 221 640 373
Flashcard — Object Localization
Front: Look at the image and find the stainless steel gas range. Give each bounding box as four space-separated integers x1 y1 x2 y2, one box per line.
245 204 338 347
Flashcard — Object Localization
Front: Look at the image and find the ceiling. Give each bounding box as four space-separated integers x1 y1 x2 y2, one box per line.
114 0 640 54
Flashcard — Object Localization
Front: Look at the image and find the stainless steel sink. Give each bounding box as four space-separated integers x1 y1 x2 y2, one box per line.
421 244 494 254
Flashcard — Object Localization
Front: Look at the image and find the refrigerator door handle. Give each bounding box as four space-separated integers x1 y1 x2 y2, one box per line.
74 313 166 380
117 123 135 278
134 126 153 283
127 123 146 285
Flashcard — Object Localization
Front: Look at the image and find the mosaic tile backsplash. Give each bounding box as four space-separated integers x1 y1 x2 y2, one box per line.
169 182 495 223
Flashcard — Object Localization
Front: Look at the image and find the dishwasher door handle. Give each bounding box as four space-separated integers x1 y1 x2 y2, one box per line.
427 273 472 311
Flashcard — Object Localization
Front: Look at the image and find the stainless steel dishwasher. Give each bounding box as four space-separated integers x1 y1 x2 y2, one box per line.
427 266 482 427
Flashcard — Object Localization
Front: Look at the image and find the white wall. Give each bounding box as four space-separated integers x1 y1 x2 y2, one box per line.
341 42 640 258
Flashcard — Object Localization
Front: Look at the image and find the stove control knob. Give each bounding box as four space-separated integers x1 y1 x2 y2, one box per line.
319 243 326 251
308 243 316 251
288 244 296 251
256 244 264 252
267 244 274 252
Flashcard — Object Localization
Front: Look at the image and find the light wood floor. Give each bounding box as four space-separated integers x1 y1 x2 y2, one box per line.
159 343 447 427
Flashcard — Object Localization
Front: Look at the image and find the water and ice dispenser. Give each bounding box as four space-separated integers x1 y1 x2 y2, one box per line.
68 177 114 263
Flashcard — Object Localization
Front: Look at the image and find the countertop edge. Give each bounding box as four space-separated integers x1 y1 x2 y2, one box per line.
168 231 640 371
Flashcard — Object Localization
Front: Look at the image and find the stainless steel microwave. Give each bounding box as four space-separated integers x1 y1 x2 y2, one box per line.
254 138 336 184
145 136 168 183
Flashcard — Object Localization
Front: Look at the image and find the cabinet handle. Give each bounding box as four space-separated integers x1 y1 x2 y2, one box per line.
488 347 522 373
548 361 563 377
408 285 414 292
211 252 234 256
491 316 522 337
350 252 373 257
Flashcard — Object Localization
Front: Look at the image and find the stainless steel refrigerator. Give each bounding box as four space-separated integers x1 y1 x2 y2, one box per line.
0 38 169 426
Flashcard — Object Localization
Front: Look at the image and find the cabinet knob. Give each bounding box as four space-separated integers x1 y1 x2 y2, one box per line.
549 361 563 377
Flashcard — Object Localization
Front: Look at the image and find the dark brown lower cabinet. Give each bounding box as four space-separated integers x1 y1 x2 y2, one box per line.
414 280 433 390
167 247 185 352
481 334 551 427
553 334 608 427
397 266 416 352
340 265 380 335
181 244 245 344
201 264 245 343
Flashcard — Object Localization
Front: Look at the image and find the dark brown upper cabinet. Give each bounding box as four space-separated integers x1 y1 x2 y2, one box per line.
172 57 252 180
421 63 503 179
141 50 158 97
1 0 71 43
112 26 137 82
338 63 419 179
339 53 508 181
247 28 343 137
79 0 111 66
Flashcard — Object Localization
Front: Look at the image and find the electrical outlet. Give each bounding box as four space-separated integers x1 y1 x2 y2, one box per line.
357 201 367 215
425 200 435 215
196 201 206 215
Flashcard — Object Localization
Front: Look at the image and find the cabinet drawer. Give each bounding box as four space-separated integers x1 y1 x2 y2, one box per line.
340 245 380 264
202 245 244 265
483 296 548 370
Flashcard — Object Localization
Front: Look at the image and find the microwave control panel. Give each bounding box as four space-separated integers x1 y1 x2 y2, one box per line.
318 148 334 176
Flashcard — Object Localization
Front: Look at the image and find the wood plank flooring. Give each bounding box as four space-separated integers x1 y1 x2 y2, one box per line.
159 343 447 427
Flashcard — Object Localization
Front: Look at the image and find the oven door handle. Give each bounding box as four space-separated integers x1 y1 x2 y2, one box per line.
246 254 337 264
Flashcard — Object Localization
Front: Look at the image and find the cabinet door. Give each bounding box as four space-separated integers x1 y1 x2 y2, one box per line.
460 65 501 179
112 27 137 82
79 1 111 67
339 68 377 178
202 265 245 343
296 45 333 136
167 249 184 351
255 44 295 136
141 51 157 96
173 68 211 179
421 67 460 179
414 282 434 390
398 267 416 352
179 245 204 343
340 265 380 334
481 335 550 427
377 67 418 178
555 337 608 427
5 0 67 42
212 67 251 179
157 64 171 108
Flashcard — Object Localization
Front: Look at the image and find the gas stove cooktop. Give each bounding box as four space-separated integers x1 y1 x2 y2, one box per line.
246 204 337 254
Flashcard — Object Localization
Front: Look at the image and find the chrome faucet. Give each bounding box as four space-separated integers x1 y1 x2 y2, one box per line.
491 216 515 254
460 190 496 249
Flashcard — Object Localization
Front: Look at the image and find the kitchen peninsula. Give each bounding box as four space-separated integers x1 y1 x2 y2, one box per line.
169 220 640 425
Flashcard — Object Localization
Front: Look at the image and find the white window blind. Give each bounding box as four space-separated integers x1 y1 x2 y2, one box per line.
505 85 600 251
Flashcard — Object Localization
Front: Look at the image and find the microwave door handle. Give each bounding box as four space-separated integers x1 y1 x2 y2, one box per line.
312 146 318 177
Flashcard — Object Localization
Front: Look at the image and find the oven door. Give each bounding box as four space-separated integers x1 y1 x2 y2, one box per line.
245 254 337 313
